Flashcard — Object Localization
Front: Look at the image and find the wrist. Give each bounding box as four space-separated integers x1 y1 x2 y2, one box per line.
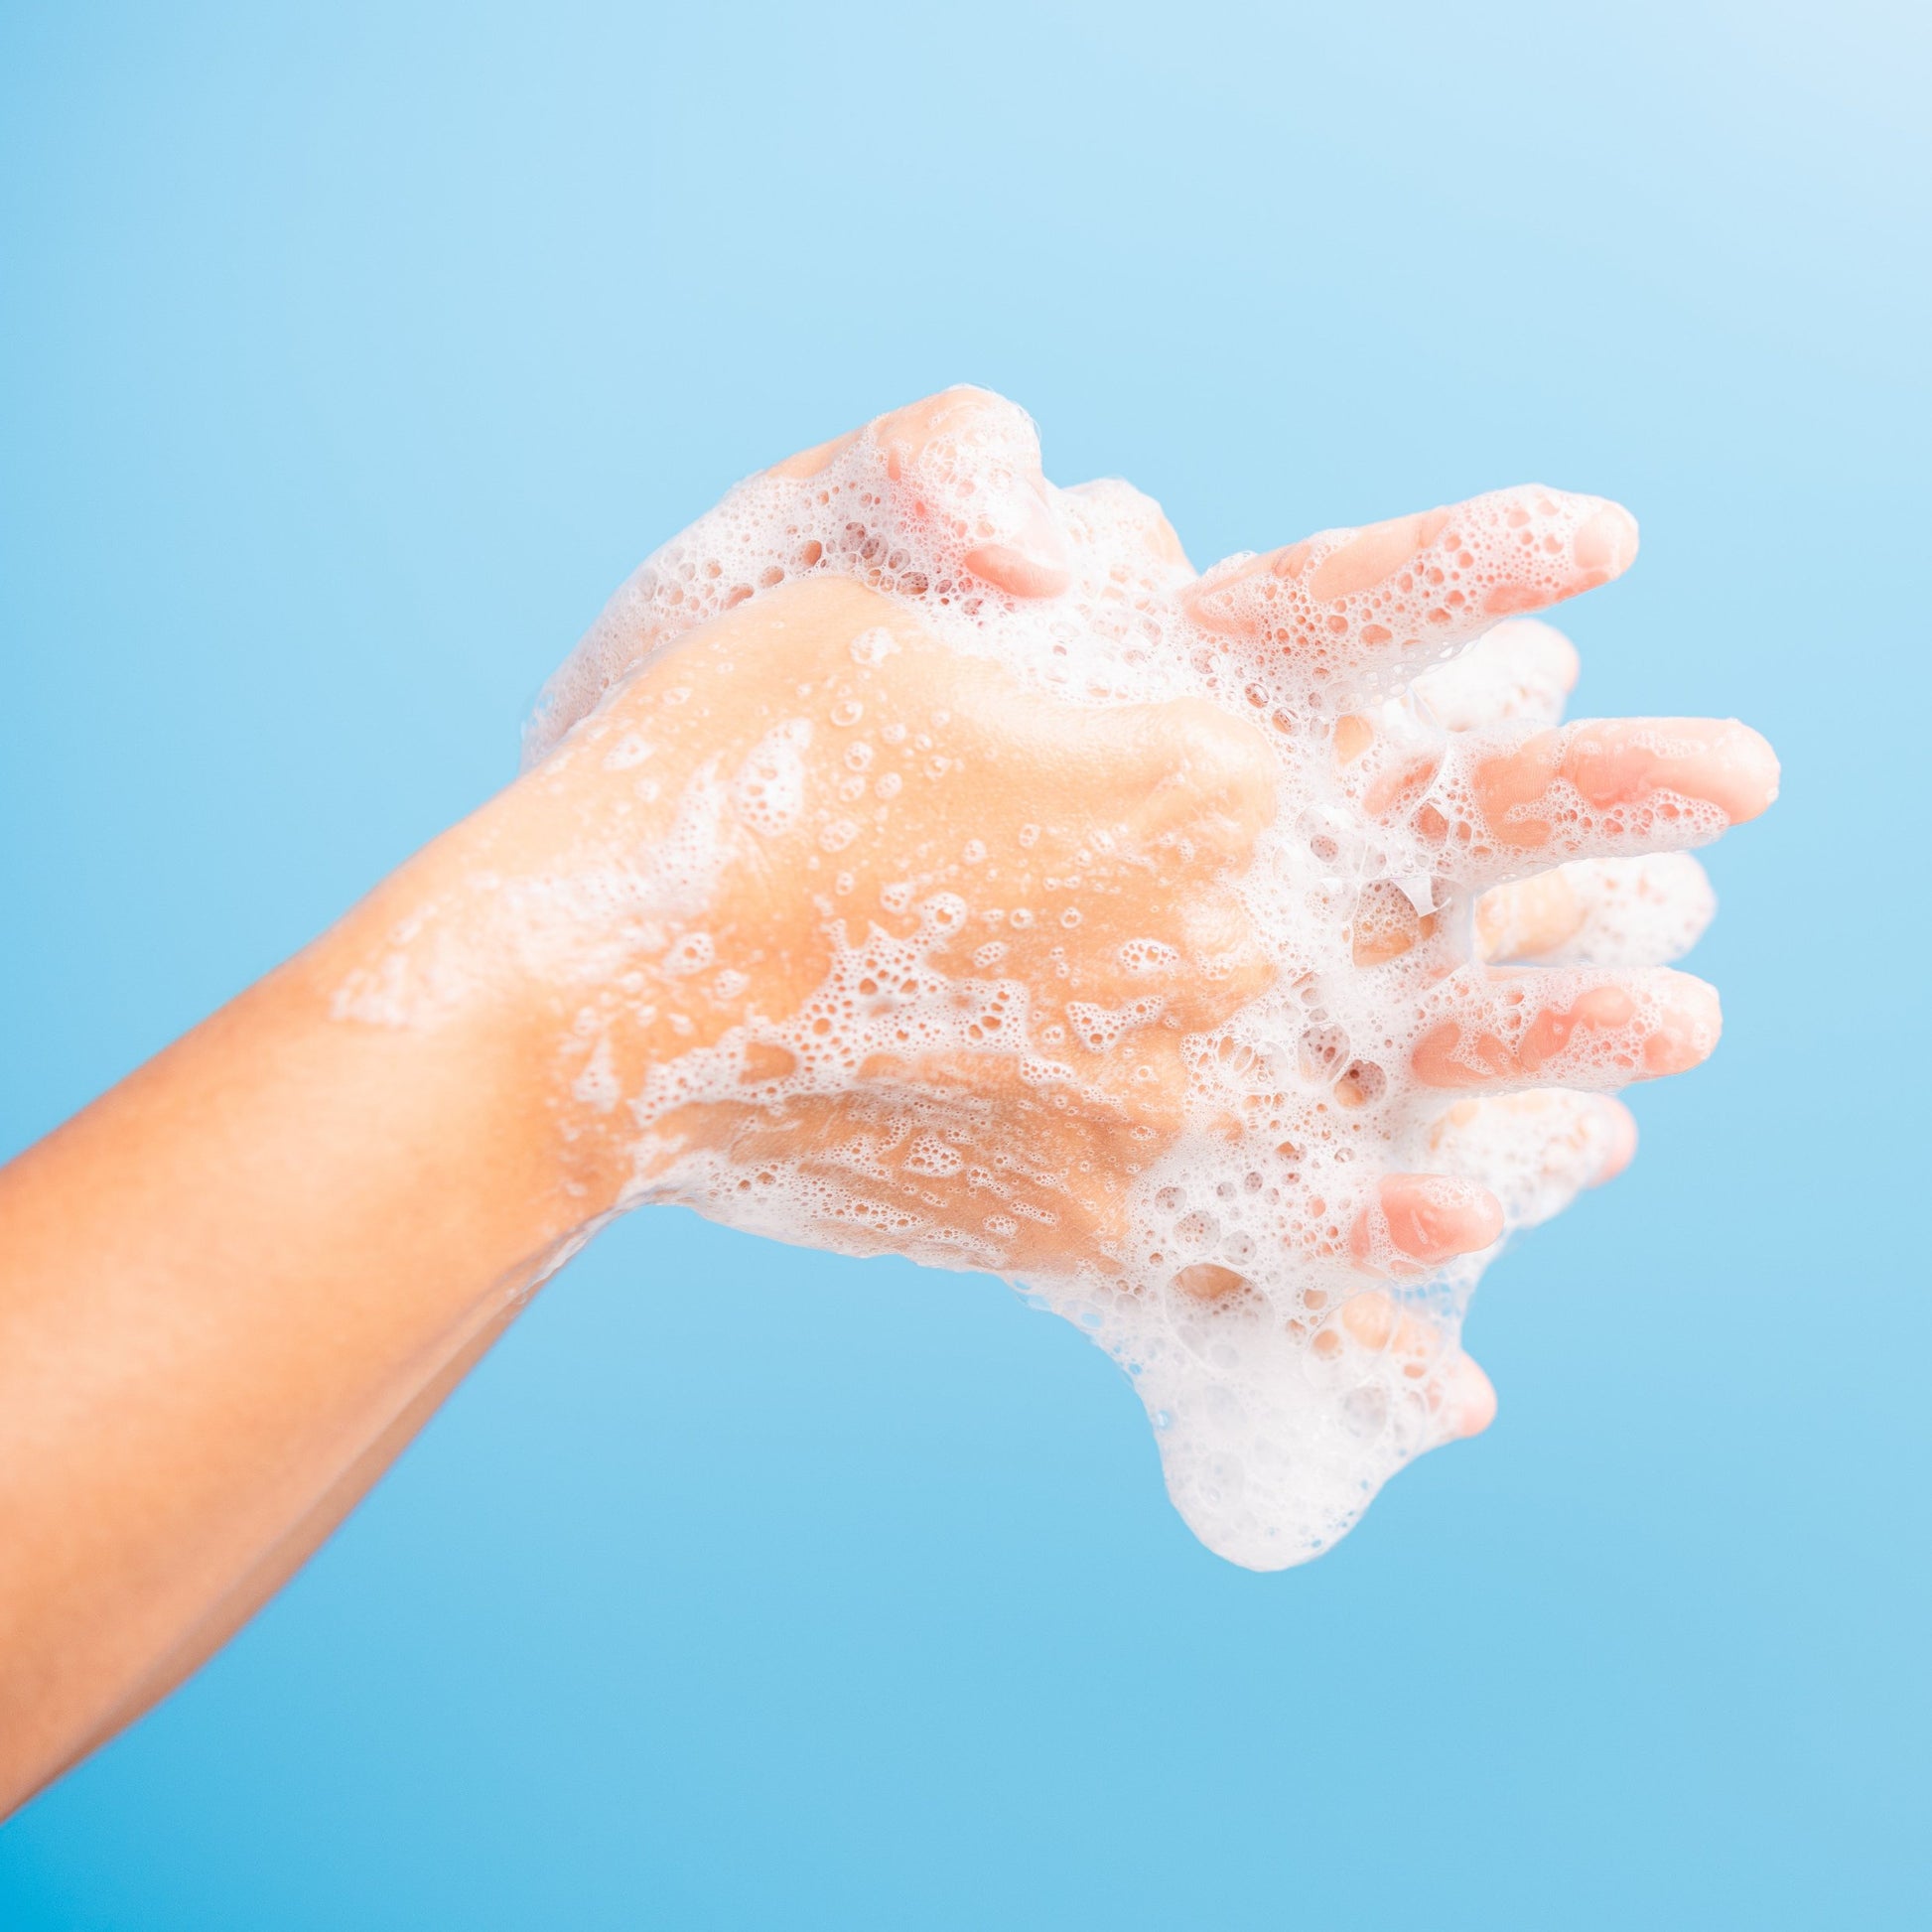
294 798 641 1243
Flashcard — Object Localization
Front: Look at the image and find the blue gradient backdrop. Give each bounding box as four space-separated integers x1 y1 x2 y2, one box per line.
3 3 1927 1926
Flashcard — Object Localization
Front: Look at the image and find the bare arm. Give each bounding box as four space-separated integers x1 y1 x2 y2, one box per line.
0 388 1776 1815
0 837 576 1814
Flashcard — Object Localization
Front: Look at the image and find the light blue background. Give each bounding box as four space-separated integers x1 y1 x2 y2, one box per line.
3 2 1926 1925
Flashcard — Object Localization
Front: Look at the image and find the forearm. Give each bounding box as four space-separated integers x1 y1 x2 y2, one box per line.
0 832 586 1814
0 583 813 1812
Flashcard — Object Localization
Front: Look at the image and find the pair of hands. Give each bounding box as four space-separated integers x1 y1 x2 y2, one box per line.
2 388 1779 1808
349 386 1775 1550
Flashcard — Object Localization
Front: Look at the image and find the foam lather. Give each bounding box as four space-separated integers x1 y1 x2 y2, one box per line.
521 389 1730 1570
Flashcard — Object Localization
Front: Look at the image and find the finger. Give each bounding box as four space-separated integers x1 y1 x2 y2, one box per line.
527 387 1073 763
1477 853 1717 967
1472 718 1779 847
1396 717 1779 885
1171 1171 1500 1306
1334 616 1579 806
772 387 1074 599
1410 617 1580 731
1427 1090 1638 1230
1439 1353 1498 1439
1318 1292 1497 1440
1410 966 1722 1093
1348 1173 1504 1275
1060 477 1195 579
1181 485 1638 698
868 386 1071 599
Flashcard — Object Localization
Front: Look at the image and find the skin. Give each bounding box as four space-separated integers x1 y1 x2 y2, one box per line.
0 390 1778 1815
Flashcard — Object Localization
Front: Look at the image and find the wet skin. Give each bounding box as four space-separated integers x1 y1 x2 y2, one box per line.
0 389 1777 1811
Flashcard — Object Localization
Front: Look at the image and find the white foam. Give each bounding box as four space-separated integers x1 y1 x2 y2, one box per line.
518 390 1725 1569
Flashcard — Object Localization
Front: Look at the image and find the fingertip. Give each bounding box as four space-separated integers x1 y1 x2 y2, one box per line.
1589 1097 1640 1183
1379 1173 1505 1264
963 479 1073 600
1148 513 1192 570
1063 477 1193 573
1713 720 1781 824
1462 1181 1507 1251
877 385 1046 485
1448 1354 1498 1438
1643 973 1723 1076
1573 501 1640 580
1546 623 1583 695
1508 716 1779 845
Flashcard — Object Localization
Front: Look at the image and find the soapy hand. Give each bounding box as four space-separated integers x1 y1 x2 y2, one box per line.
0 390 1783 1820
410 387 1775 1566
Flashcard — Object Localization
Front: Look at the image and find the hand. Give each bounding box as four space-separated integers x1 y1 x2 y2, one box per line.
374 387 1775 1566
0 389 1778 1813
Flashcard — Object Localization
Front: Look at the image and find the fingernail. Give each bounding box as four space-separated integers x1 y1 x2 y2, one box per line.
963 483 1071 599
1383 1174 1504 1261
